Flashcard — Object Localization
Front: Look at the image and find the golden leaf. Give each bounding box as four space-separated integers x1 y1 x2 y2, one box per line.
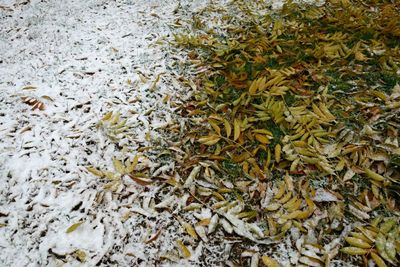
255 134 270 144
275 144 282 163
224 119 232 138
198 135 221 146
344 237 372 249
340 247 368 255
125 155 139 173
86 167 103 177
183 222 198 240
113 158 125 174
261 255 281 267
176 240 191 258
371 252 388 267
209 119 221 135
233 119 241 141
66 222 84 233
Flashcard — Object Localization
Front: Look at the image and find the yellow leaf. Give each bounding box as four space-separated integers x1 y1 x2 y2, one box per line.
198 135 221 146
371 252 388 267
149 73 162 92
261 255 281 267
276 45 282 53
274 182 286 199
249 79 258 95
252 129 273 135
255 134 270 144
312 103 328 121
282 210 303 220
126 155 139 173
258 76 267 92
278 191 292 204
283 196 298 209
86 167 103 177
113 158 125 174
340 247 368 255
101 111 113 121
22 85 37 90
275 144 281 163
286 198 302 212
364 168 385 182
265 203 281 211
209 120 221 135
224 119 232 138
344 237 372 249
66 222 84 233
318 102 335 120
233 119 241 141
355 51 368 61
75 250 86 263
183 222 198 240
176 240 191 258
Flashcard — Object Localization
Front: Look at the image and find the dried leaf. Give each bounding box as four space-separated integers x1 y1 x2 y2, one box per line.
21 96 45 110
176 240 191 258
261 255 281 267
233 119 241 141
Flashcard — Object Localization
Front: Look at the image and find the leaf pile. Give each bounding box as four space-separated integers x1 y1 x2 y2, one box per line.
168 0 400 265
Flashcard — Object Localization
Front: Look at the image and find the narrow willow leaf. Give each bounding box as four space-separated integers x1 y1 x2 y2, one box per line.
113 158 125 174
371 252 388 267
233 119 241 141
149 73 162 92
126 155 139 173
86 167 103 177
344 237 371 249
22 85 37 90
176 240 191 258
198 135 221 146
379 218 396 233
278 191 292 204
274 182 286 199
101 111 113 121
224 119 232 138
249 79 259 95
66 222 84 233
340 247 368 255
183 222 198 240
364 168 385 182
255 134 270 144
275 144 281 163
265 202 281 211
209 119 221 135
261 255 281 267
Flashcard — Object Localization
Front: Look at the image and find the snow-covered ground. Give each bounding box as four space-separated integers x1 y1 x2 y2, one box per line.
0 0 215 266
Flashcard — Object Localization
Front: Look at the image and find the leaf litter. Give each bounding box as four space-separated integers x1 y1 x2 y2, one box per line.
1 0 400 266
152 0 400 265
